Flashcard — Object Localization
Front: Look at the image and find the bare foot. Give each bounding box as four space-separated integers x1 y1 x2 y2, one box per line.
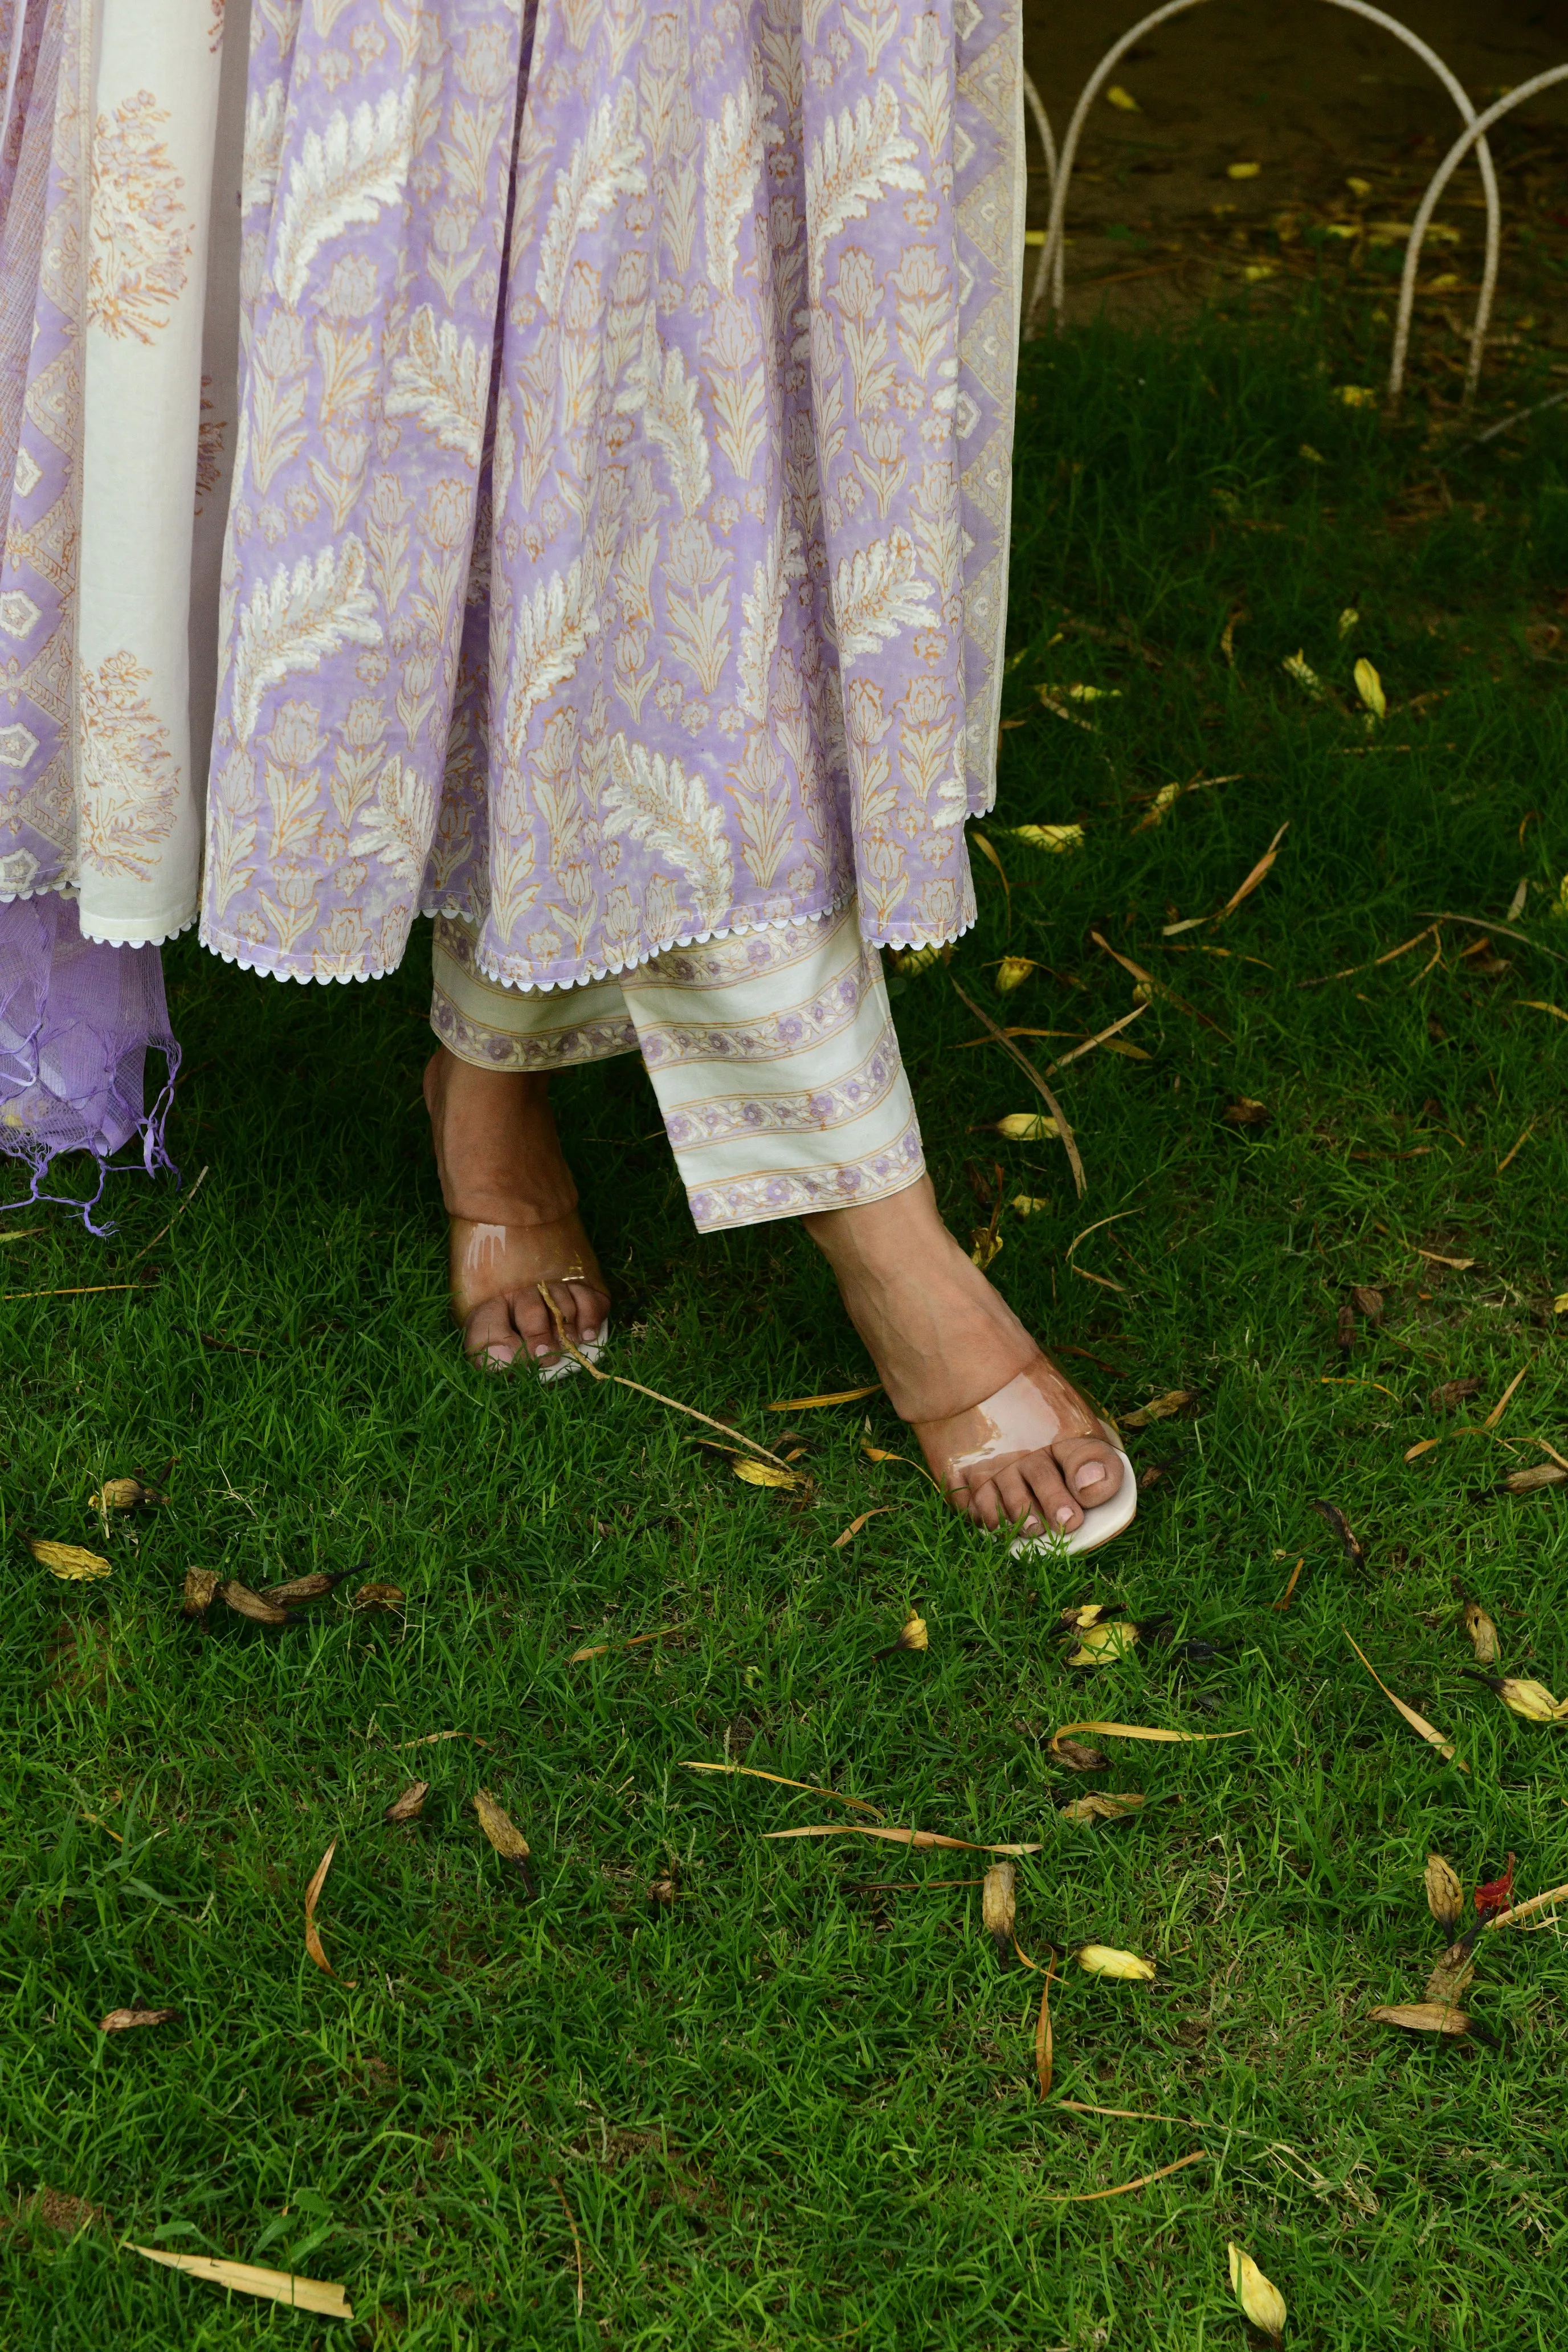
802 1175 1126 1537
424 1048 610 1371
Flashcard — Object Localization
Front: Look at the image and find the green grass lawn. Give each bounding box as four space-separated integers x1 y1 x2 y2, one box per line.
3 307 1567 2349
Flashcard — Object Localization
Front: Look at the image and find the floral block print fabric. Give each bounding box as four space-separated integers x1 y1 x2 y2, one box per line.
76 0 245 949
205 0 1023 993
0 0 88 909
433 894 924 1230
0 0 247 936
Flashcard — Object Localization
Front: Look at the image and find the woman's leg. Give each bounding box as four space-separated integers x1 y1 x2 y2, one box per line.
615 903 1128 1545
425 915 632 1370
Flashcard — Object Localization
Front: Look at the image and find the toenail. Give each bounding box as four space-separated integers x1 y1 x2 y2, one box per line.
1055 1505 1076 1526
1077 1461 1106 1486
1022 1514 1041 1534
533 1342 554 1358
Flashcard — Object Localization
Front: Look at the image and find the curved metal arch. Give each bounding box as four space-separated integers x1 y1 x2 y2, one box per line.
1393 64 1568 406
1021 71 1058 322
1024 0 1502 407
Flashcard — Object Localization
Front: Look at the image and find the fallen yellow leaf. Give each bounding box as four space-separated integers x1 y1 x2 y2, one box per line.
1106 83 1140 111
679 1762 884 1818
1344 1631 1468 1771
30 1538 111 1581
1008 823 1084 854
1120 1390 1193 1427
303 1839 356 1984
1370 2001 1470 2037
764 1824 1042 1856
733 1459 805 1489
1060 1792 1145 1823
1227 160 1261 179
1051 1720 1245 1749
768 1384 880 1412
1068 1621 1138 1668
995 957 1036 993
123 2246 353 2320
472 1791 534 1884
994 1112 1059 1141
1354 657 1387 721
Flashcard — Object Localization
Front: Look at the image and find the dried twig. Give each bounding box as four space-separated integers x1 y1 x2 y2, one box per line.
538 1289 794 1468
549 2175 585 2318
950 981 1085 1198
125 1165 210 1266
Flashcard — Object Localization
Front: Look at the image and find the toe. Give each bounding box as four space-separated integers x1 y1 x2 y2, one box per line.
463 1296 524 1370
956 1472 1002 1531
1052 1434 1124 1514
993 1464 1045 1533
1018 1447 1083 1534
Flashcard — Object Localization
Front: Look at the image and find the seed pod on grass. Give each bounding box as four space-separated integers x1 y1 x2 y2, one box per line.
1370 2001 1471 2037
182 1568 220 1618
90 1478 165 1512
383 1782 428 1826
1227 2244 1287 2342
219 1581 291 1626
1075 1943 1155 1982
258 1571 341 1608
472 1791 534 1894
100 2007 178 2032
1461 1603 1500 1667
1060 1792 1144 1824
1464 1673 1564 1723
351 1582 406 1613
1352 1285 1384 1321
1424 1943 1477 2006
1424 1855 1464 1939
981 1863 1015 1962
1051 1737 1109 1773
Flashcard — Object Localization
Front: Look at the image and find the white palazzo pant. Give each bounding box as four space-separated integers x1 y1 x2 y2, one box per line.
430 900 925 1236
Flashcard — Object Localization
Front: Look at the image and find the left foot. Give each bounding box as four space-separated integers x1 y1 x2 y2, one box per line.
802 1176 1126 1538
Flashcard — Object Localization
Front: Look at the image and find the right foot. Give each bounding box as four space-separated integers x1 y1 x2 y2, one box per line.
423 1048 610 1372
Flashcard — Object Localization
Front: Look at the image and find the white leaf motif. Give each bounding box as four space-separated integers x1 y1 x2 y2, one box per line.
831 528 937 658
273 85 415 308
602 736 734 919
503 560 599 754
614 314 711 514
383 307 487 464
803 86 921 299
534 85 647 322
350 755 436 885
242 79 288 218
738 513 804 721
231 539 381 745
703 77 781 293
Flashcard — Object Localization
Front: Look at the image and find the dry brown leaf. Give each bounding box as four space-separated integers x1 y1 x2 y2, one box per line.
1090 930 1230 1039
1482 1879 1568 1934
1481 1366 1529 1431
219 1581 291 1626
181 1567 220 1618
1344 1632 1468 1770
1076 1943 1156 1981
256 1571 339 1607
1051 1719 1245 1748
1223 1098 1270 1126
350 1582 405 1612
1404 1439 1441 1464
679 1761 884 1819
733 1458 806 1489
1415 1248 1475 1271
1120 1390 1193 1427
1228 2244 1287 2343
1051 1737 1110 1773
570 1623 684 1663
303 1838 356 1984
1429 1377 1481 1416
100 2007 178 2032
1067 1622 1139 1668
1504 1463 1568 1495
831 1507 895 1549
395 1729 490 1750
1039 2151 1207 2204
30 1537 111 1582
383 1782 428 1826
1035 1955 1056 2099
124 2245 354 2320
982 1861 1016 1959
1370 2002 1471 2037
472 1791 534 1889
764 1824 1043 1856
1353 1285 1385 1320
1424 1942 1477 2006
1060 1792 1145 1823
1424 1854 1464 1939
767 1385 880 1411
91 1478 165 1512
1462 1603 1500 1667
1309 1498 1366 1568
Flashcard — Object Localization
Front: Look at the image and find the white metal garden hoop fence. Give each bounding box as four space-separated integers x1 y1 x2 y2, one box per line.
1020 1 1568 412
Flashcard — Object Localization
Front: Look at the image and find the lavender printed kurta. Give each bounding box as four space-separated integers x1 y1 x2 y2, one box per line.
205 0 1023 993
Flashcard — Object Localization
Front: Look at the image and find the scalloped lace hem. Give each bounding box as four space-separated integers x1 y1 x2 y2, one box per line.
200 889 977 993
0 875 76 908
78 908 198 950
